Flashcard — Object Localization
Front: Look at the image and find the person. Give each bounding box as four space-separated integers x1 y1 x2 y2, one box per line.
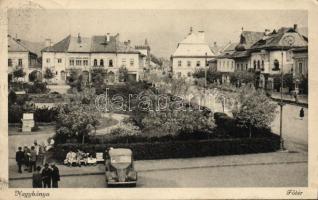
15 147 24 173
51 163 60 188
87 154 97 166
32 166 42 188
64 150 77 167
23 146 30 171
294 92 299 103
300 107 305 120
29 146 37 172
34 140 40 158
41 163 52 188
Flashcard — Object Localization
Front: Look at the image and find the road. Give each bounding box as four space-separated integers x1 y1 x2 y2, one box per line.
9 161 307 188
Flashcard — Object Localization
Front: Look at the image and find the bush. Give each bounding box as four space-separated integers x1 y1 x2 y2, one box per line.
8 104 24 123
34 107 58 122
53 136 280 162
27 81 49 94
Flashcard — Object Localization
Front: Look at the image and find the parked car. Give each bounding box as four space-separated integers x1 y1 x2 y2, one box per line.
105 148 137 187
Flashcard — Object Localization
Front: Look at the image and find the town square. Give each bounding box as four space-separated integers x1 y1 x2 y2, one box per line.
6 9 308 188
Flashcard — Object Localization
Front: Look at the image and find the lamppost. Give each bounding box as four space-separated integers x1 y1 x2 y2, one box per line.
279 35 295 150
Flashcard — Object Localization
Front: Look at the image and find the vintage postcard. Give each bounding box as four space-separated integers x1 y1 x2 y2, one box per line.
0 0 318 199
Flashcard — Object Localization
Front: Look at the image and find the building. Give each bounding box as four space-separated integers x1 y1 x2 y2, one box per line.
171 28 215 79
232 30 264 72
250 24 308 89
8 35 42 82
216 42 238 83
135 39 151 80
291 47 308 94
41 33 146 85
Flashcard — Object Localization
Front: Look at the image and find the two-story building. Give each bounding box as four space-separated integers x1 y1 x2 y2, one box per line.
250 25 308 90
8 35 41 82
41 33 144 85
216 42 237 83
171 28 215 79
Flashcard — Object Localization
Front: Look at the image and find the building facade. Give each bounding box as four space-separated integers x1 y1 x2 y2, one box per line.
42 33 146 85
8 35 41 82
171 28 215 79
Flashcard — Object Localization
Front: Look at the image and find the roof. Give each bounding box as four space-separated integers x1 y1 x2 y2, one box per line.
109 148 132 157
42 35 71 52
18 39 46 57
251 27 308 50
8 36 30 52
42 34 140 54
173 31 214 57
236 31 264 50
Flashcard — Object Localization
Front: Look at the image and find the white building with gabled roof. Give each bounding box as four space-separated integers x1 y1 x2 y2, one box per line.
171 28 215 79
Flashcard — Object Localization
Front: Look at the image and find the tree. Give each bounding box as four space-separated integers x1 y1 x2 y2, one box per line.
118 66 128 82
283 73 294 92
230 71 255 86
193 68 222 84
142 109 215 137
232 88 277 137
13 68 26 81
43 68 55 82
56 104 100 144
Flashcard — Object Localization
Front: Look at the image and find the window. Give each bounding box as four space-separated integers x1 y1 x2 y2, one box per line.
70 59 74 66
245 64 248 70
261 60 264 71
241 64 243 71
130 58 134 66
273 59 280 70
299 63 303 74
93 59 97 66
100 59 104 66
196 61 200 67
56 71 58 75
236 63 239 70
76 60 82 66
177 72 182 78
187 72 192 77
8 59 12 67
178 60 182 67
122 58 126 66
232 61 234 69
83 60 88 66
257 60 260 69
253 60 256 70
187 61 191 67
109 59 113 67
57 58 62 63
46 58 50 63
18 59 23 66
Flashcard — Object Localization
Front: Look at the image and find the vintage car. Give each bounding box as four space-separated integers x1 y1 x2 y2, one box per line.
105 148 137 187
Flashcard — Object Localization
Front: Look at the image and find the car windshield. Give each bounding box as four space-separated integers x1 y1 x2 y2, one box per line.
110 156 131 169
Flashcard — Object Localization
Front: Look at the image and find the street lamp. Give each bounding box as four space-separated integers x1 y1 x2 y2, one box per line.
279 35 295 150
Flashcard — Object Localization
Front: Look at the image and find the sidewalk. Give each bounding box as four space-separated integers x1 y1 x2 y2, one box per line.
271 92 308 106
9 151 307 180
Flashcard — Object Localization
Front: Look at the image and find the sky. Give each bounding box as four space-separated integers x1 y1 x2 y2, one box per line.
8 9 307 58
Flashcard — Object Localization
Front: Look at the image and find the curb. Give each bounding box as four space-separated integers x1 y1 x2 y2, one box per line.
270 97 308 107
9 160 307 181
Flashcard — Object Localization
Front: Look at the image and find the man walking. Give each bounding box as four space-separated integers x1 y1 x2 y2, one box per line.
51 163 60 188
29 146 37 172
299 107 305 120
15 147 24 173
32 166 42 188
41 163 52 188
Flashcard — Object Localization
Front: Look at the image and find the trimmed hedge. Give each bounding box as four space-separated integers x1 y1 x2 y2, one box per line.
53 135 280 162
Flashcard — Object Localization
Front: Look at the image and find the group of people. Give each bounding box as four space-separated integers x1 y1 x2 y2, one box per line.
15 140 45 173
32 163 60 188
64 149 97 167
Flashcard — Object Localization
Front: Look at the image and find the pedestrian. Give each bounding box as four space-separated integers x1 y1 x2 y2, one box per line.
294 92 299 103
51 163 60 188
23 146 30 171
15 147 24 173
32 166 42 188
41 163 52 188
29 146 37 172
34 140 40 158
299 107 305 120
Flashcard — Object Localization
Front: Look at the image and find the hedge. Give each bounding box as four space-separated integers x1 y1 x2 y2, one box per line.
53 136 280 162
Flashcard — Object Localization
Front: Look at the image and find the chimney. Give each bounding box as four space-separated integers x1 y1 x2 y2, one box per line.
77 33 81 43
106 33 110 42
293 24 298 32
45 39 52 47
264 29 271 36
198 31 205 42
189 27 193 35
